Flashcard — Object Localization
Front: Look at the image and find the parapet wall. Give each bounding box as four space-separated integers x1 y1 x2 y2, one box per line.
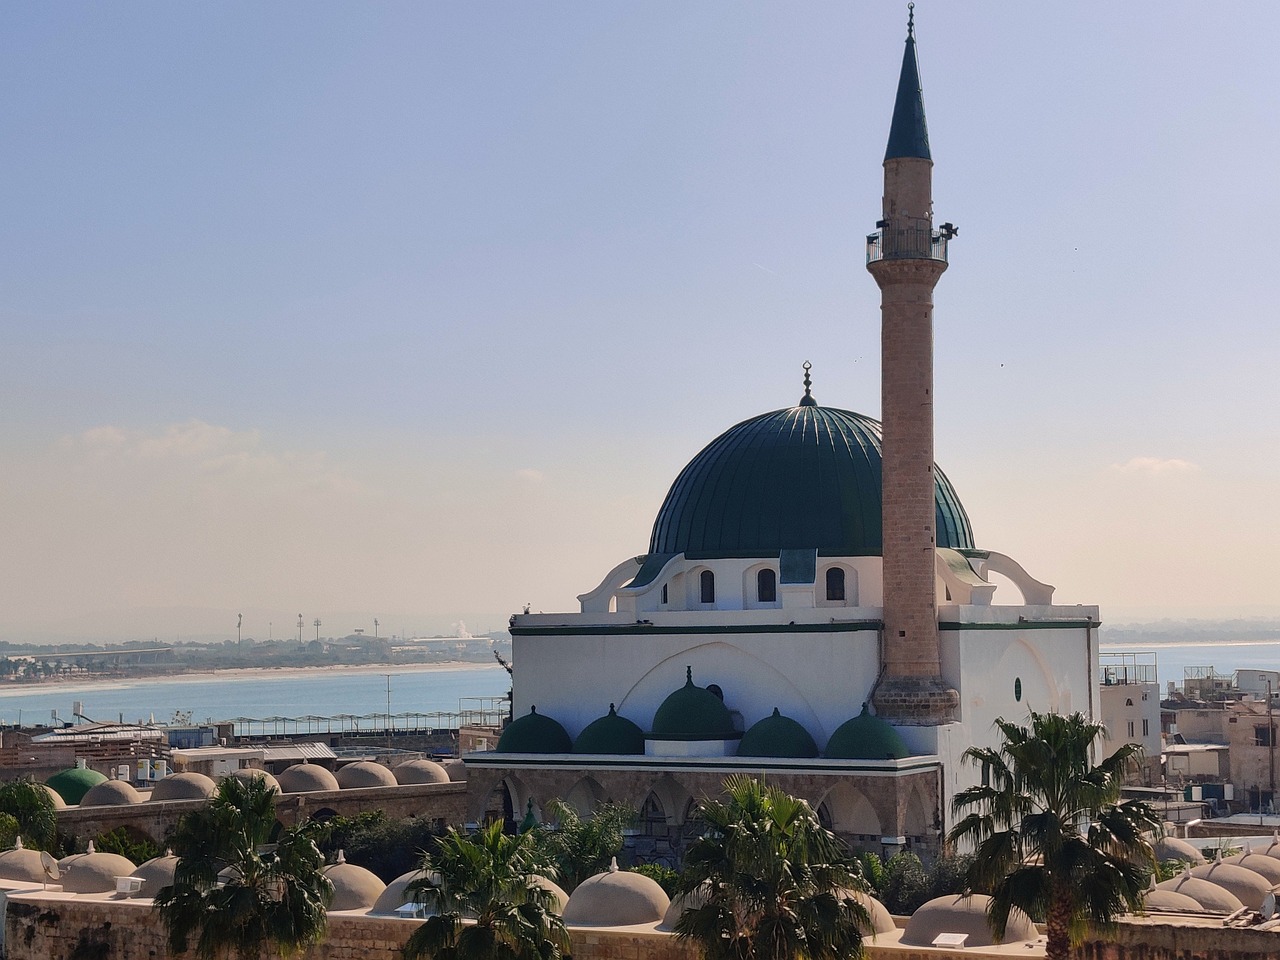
4 893 1279 960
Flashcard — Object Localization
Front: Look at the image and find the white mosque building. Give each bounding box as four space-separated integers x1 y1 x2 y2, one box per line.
465 14 1099 861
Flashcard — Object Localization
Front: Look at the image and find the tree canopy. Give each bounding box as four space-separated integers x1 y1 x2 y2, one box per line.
675 775 869 960
949 711 1159 960
403 821 569 960
154 774 332 960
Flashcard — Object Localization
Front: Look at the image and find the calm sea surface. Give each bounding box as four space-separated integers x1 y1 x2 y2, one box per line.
0 664 507 727
1100 639 1280 688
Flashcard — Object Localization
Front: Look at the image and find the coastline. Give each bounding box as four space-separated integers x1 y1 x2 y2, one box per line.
0 660 504 700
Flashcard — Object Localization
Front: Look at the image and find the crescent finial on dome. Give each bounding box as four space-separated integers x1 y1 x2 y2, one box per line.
799 361 817 406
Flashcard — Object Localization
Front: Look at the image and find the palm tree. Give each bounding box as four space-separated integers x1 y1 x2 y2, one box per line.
0 776 58 851
948 711 1159 960
155 774 333 960
402 821 569 960
534 799 634 892
675 775 869 960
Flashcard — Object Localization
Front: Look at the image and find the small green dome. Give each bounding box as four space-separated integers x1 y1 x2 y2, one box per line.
648 668 738 741
574 704 644 755
46 766 108 805
738 708 818 759
496 706 572 754
825 704 910 760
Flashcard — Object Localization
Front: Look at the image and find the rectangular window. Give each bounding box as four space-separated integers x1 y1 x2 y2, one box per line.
1127 721 1135 738
1142 719 1149 736
1256 725 1273 747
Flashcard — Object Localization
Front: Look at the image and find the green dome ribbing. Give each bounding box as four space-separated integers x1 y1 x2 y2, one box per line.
648 405 972 559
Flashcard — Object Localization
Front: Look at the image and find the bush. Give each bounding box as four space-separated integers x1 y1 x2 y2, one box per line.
629 862 680 896
878 851 928 915
323 814 442 882
94 826 160 865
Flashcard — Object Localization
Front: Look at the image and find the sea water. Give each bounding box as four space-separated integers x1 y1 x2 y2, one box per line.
0 663 508 728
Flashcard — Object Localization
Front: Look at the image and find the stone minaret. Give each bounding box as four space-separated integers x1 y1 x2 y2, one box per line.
868 9 958 724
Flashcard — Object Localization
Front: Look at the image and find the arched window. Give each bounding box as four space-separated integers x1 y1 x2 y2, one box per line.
757 568 777 603
825 567 846 601
700 570 715 604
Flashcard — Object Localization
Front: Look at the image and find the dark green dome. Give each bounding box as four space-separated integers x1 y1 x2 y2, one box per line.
648 403 973 559
574 704 644 755
46 766 108 805
825 704 911 760
738 708 818 759
497 706 572 754
648 668 739 741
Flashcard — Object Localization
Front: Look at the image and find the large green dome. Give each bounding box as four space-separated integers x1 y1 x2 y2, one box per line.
648 668 739 741
648 403 973 559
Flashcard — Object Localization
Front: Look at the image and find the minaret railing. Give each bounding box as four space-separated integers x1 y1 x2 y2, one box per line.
865 224 949 264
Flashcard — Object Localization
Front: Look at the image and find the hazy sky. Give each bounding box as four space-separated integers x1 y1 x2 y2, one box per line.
3 3 1278 643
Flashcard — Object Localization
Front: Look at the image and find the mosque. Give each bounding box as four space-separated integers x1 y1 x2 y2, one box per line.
465 13 1099 861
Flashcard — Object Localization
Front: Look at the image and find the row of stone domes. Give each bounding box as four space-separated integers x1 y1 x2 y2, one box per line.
499 671 911 760
42 759 455 808
1147 838 1280 914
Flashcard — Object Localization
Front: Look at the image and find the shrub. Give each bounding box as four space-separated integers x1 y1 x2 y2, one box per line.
630 862 680 896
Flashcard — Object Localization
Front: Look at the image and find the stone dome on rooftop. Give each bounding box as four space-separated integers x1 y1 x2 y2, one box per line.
648 402 973 560
59 848 137 894
79 779 143 807
901 895 1037 947
323 851 387 911
393 759 451 785
150 772 216 801
276 763 340 793
574 705 644 755
562 859 670 926
336 761 397 789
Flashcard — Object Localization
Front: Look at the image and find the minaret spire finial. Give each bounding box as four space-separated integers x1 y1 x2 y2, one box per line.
907 3 915 38
798 361 816 406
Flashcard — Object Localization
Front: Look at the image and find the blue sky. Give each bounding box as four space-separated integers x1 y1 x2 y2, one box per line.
3 3 1277 642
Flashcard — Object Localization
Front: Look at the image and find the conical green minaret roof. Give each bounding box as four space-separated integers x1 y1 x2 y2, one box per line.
884 7 931 161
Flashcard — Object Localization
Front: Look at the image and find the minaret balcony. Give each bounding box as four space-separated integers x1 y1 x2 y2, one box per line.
865 224 952 264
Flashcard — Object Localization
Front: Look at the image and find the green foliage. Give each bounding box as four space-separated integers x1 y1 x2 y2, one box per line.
0 777 58 852
154 775 333 960
94 827 160 865
320 812 441 882
1154 859 1185 883
629 862 680 897
0 812 19 850
532 800 635 892
949 711 1159 960
676 774 869 960
857 852 884 894
402 822 569 960
877 852 927 915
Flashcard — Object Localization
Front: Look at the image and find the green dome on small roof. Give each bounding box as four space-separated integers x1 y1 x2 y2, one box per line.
825 704 911 760
648 668 739 741
46 766 108 805
574 705 644 755
497 706 572 754
738 708 818 759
